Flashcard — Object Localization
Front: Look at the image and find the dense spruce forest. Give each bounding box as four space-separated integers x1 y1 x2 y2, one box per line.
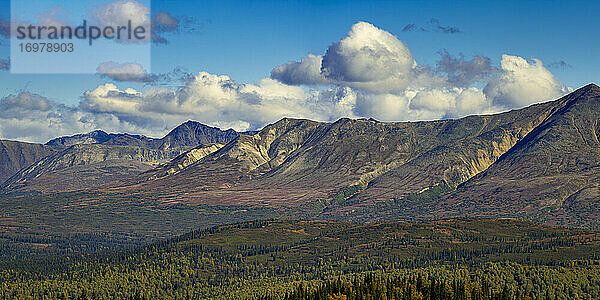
1 218 600 299
285 274 537 300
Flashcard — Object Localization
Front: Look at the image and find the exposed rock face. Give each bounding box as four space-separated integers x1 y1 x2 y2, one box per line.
46 121 241 152
140 101 560 195
158 121 240 151
136 143 226 181
116 84 600 228
441 84 600 227
360 98 563 201
2 121 243 192
2 144 179 192
0 140 62 184
100 134 161 149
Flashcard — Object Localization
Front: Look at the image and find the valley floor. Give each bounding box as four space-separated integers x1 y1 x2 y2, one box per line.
1 218 600 299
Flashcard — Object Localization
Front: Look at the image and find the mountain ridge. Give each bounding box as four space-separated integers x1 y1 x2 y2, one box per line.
46 130 118 146
2 121 244 192
433 83 600 227
2 84 600 228
0 140 64 185
45 120 242 151
99 84 600 228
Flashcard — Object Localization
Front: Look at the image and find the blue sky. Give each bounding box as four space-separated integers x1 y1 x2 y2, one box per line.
1 0 598 104
0 0 598 142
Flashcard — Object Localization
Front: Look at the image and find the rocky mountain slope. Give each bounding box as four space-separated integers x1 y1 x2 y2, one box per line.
157 121 240 151
46 121 240 151
0 140 63 184
1 144 180 192
136 143 226 181
124 90 565 205
107 84 600 227
46 130 119 147
437 84 600 226
2 121 242 192
2 84 600 228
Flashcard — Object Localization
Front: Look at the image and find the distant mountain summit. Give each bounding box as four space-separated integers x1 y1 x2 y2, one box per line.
0 140 63 184
2 121 242 192
45 121 241 151
159 121 240 150
46 130 117 146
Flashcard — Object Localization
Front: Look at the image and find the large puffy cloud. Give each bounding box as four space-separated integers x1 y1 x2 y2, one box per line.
270 54 329 85
271 22 445 94
0 92 136 143
321 21 416 84
270 22 493 120
78 72 355 134
484 55 571 108
271 22 569 121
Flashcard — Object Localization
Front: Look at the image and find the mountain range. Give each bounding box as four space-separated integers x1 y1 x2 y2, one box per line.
1 84 599 231
0 121 241 192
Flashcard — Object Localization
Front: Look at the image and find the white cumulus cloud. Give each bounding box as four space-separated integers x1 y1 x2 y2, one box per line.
271 22 569 121
272 22 444 94
77 72 355 134
93 0 151 43
322 21 417 83
484 54 571 108
270 54 329 85
97 62 150 82
0 92 137 143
